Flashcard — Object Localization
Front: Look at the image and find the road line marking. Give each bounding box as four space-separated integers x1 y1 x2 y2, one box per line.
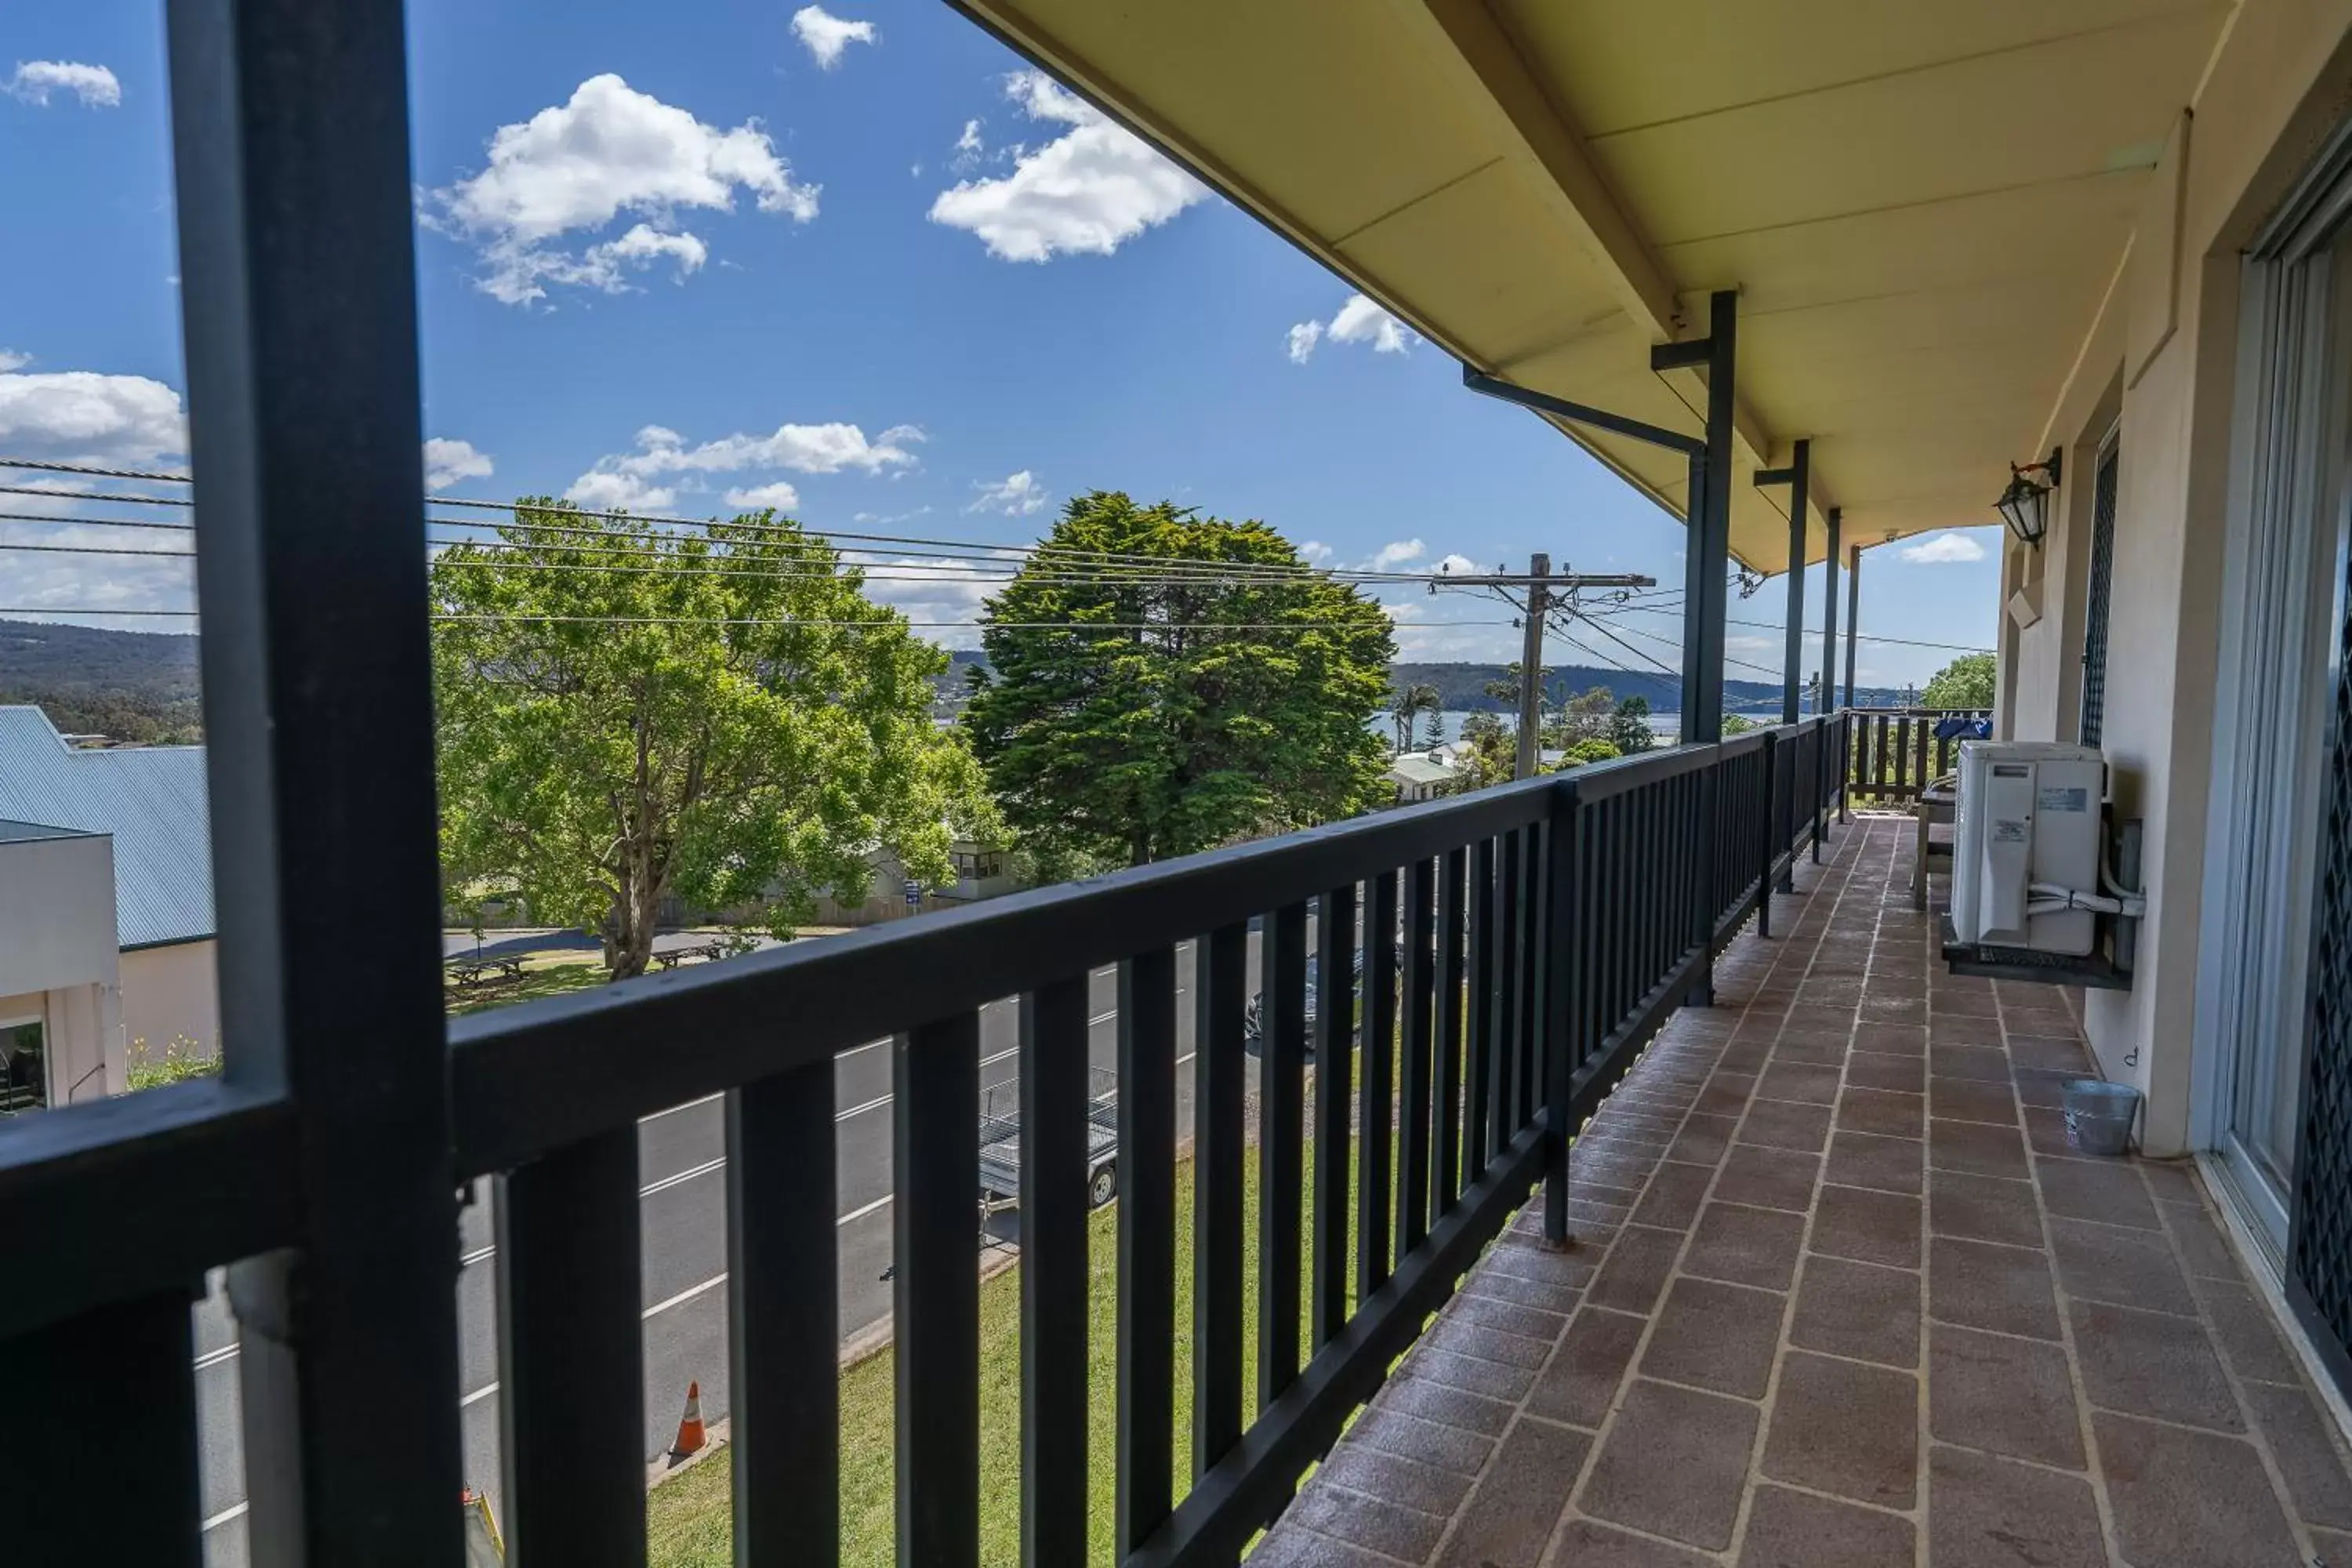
836 1091 891 1122
837 1192 892 1225
643 1091 723 1122
460 1243 497 1269
643 1272 728 1320
204 1502 249 1533
839 1037 888 1058
978 1044 1018 1068
1089 1009 1116 1026
192 1343 239 1372
639 1155 727 1198
461 1379 501 1408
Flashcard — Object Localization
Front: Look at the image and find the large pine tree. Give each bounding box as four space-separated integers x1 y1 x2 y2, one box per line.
963 492 1395 868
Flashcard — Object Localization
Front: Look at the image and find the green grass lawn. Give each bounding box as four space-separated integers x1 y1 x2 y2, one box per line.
648 1133 1381 1567
445 954 612 1016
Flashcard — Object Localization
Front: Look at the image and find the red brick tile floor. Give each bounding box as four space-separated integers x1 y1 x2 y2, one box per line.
1255 815 2352 1568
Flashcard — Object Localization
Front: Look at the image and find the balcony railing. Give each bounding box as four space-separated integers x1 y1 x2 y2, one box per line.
2 713 1846 1564
1842 706 1993 805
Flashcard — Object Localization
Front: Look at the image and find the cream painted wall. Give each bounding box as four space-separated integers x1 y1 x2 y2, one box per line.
1997 0 2352 1154
0 834 125 1103
121 938 222 1062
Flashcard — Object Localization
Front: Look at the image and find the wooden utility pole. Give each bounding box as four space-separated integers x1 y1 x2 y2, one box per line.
1433 561 1654 779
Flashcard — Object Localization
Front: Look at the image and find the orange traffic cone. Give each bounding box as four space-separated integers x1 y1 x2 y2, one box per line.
670 1381 706 1460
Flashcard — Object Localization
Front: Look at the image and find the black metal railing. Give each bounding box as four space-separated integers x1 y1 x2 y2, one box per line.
1843 706 1992 804
0 713 1846 1566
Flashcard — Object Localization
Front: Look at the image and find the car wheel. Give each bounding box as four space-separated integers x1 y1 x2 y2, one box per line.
1089 1164 1118 1208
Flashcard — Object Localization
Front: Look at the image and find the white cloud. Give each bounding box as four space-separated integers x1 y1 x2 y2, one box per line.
0 350 26 372
0 369 187 466
564 470 676 512
724 480 803 510
1900 531 1988 564
1432 553 1480 577
928 71 1206 262
4 61 121 108
850 550 1014 648
1287 293 1413 363
426 74 819 305
1297 539 1334 565
1328 293 1411 354
967 470 1049 516
791 6 877 69
423 437 494 492
567 418 919 513
1368 538 1425 570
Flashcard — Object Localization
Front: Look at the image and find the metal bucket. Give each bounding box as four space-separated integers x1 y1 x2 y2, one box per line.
2061 1079 2141 1156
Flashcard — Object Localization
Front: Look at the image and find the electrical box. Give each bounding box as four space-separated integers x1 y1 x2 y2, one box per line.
1949 741 2105 956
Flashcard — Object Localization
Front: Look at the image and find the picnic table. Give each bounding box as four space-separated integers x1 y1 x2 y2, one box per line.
445 953 528 989
652 941 730 971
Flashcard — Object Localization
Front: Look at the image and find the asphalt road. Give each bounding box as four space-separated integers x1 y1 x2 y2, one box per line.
195 927 1276 1566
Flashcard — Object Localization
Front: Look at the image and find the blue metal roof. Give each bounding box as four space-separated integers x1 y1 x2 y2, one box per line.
0 708 212 947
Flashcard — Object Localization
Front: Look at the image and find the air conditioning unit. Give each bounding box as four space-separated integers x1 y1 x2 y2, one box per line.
1949 741 2107 956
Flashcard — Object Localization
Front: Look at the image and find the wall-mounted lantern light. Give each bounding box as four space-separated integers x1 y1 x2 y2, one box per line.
1994 449 2063 546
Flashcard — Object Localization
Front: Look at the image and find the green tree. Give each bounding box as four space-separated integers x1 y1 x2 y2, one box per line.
1550 737 1620 771
1722 712 1759 735
963 492 1395 866
1450 710 1515 792
1544 684 1615 748
1609 695 1657 754
1922 652 1997 710
431 500 993 979
1388 681 1440 753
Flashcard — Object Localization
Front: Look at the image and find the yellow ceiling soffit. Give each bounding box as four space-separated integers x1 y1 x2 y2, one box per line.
947 0 1824 553
1388 0 1806 500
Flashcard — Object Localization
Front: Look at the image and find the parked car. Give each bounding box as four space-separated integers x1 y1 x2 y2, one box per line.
1243 949 1366 1057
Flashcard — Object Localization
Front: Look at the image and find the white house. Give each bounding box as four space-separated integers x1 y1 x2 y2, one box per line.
0 708 218 1092
0 819 122 1109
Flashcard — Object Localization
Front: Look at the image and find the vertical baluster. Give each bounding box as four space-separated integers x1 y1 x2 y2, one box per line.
1396 858 1436 1259
1192 924 1248 1479
1433 848 1468 1214
1359 869 1399 1294
1312 884 1357 1348
1022 977 1090 1568
1464 843 1495 1180
728 1062 839 1563
8 1293 199 1565
1758 733 1779 936
1545 782 1584 1243
1258 905 1308 1410
499 1127 646 1567
1116 948 1177 1555
1517 826 1544 1134
1914 717 1931 797
1894 717 1911 797
896 1014 980 1566
1490 831 1519 1142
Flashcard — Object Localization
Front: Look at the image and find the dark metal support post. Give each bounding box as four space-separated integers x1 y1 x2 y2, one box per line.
1661 290 1737 1007
1844 545 1862 709
1821 507 1842 716
166 0 465 1557
1755 439 1809 724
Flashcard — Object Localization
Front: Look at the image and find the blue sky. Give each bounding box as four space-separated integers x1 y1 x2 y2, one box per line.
0 0 2000 690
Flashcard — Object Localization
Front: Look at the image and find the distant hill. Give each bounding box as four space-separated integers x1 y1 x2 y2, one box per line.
0 619 205 743
4 619 1904 744
1388 662 1914 715
932 649 1907 718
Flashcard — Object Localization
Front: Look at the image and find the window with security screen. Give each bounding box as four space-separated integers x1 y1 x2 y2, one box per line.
2080 439 2120 747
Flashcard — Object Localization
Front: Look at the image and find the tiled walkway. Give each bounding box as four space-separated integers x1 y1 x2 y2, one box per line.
1259 815 2352 1567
